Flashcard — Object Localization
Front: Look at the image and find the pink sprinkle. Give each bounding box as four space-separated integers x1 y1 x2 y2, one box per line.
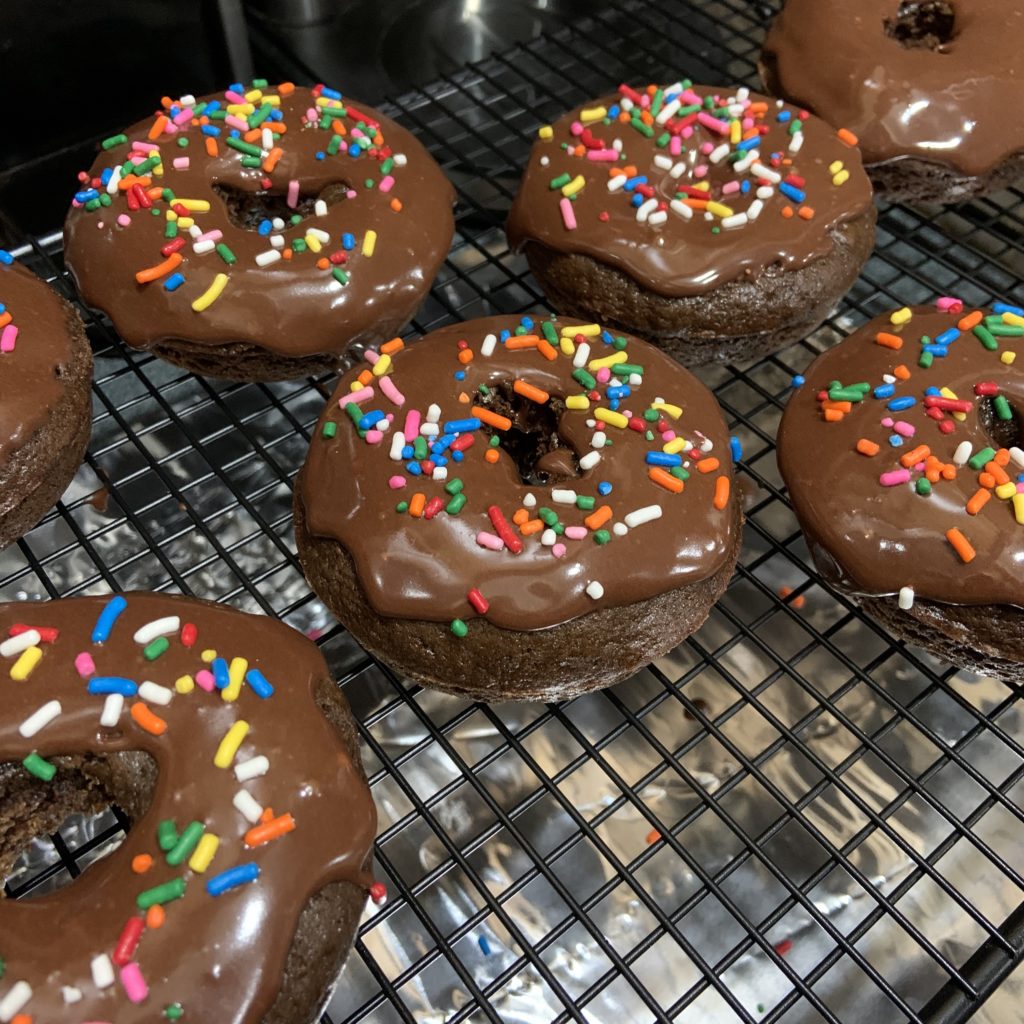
306 106 318 122
681 89 702 105
699 141 714 155
379 375 405 406
163 121 179 135
225 89 247 103
586 149 619 161
403 409 421 437
698 111 730 134
564 526 588 540
195 669 215 692
286 179 300 208
0 325 18 353
379 175 395 193
1018 483 1024 493
476 531 505 552
75 652 95 678
131 141 159 153
172 108 194 126
552 543 567 558
559 197 577 231
364 349 380 364
365 429 383 444
693 165 709 179
388 475 406 489
893 420 916 437
881 417 894 428
195 229 223 243
570 121 584 136
346 189 357 199
120 962 149 1004
721 181 741 195
172 157 190 170
880 469 911 487
117 214 132 227
225 114 249 131
937 296 964 314
680 125 694 140
662 430 676 441
596 367 612 383
345 386 375 406
669 136 682 156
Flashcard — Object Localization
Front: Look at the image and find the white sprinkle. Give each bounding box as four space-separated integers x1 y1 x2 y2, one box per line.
573 342 591 368
1010 446 1024 469
585 581 605 600
552 488 577 504
389 431 406 461
756 185 775 200
262 127 274 151
882 373 897 384
100 694 124 728
578 451 601 471
898 586 915 610
307 227 331 243
0 630 40 658
751 163 781 183
481 333 497 357
138 681 173 706
539 155 550 167
624 505 663 529
419 423 440 437
653 154 674 170
106 166 122 194
607 174 627 193
233 789 264 824
591 430 607 450
541 528 557 547
628 373 642 386
393 153 408 167
655 98 681 125
709 143 731 164
733 152 758 173
269 234 285 249
669 161 687 179
647 210 668 226
315 198 328 217
789 132 804 153
621 97 634 111
612 137 623 152
377 417 391 433
255 249 281 267
670 199 693 221
426 403 441 423
187 224 203 238
271 217 285 230
432 467 448 481
700 436 714 452
19 700 61 738
133 616 180 645
91 954 115 990
746 199 764 221
636 198 658 223
612 522 628 537
234 755 270 782
180 94 197 106
953 441 973 466
192 239 215 255
721 213 748 230
62 987 82 1004
0 981 32 1021
523 493 537 508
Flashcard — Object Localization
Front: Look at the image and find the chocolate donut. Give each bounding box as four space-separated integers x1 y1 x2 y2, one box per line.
294 314 742 701
506 82 875 367
64 80 455 381
778 300 1024 682
0 592 377 1023
0 255 92 550
761 1 1024 203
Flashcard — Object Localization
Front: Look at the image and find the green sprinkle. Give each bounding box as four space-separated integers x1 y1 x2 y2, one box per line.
226 136 262 157
553 522 565 535
489 435 500 447
395 501 409 513
445 478 464 495
215 243 237 265
538 507 559 526
613 335 629 351
643 409 659 422
991 325 1024 337
994 394 1013 420
968 446 996 471
828 387 867 402
289 214 302 225
364 178 376 190
292 238 308 254
332 268 349 286
102 133 128 150
0 958 5 979
23 752 56 781
916 477 932 496
645 431 655 442
137 877 187 910
177 136 190 147
164 1004 185 1020
165 221 178 239
327 134 342 156
344 402 363 426
630 119 654 138
549 172 571 190
158 819 179 851
974 325 999 350
651 88 664 117
252 77 269 87
240 155 262 168
671 467 690 480
445 493 466 515
143 636 169 661
381 157 394 175
248 103 273 128
100 193 113 207
132 155 160 176
166 821 204 866
612 363 643 377
918 351 934 369
576 495 596 511
84 198 101 212
450 618 469 638
478 384 490 396
541 321 559 345
413 436 428 461
572 368 597 389
655 132 670 148
593 529 611 545
322 421 337 439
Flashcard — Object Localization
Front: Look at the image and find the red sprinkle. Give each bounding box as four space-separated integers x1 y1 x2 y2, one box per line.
487 505 523 554
974 381 999 396
451 434 475 452
113 916 145 966
9 624 59 643
180 623 197 648
160 237 186 257
628 417 646 432
369 881 388 904
467 588 490 614
423 496 445 520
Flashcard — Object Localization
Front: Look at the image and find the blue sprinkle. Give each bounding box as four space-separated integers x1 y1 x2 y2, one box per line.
321 86 343 100
630 193 643 208
434 456 448 467
164 272 185 292
598 481 612 496
646 452 682 467
87 677 138 696
207 863 260 897
995 303 1024 317
452 450 464 462
257 219 273 236
100 168 113 186
499 330 511 344
776 110 792 123
922 345 948 357
92 595 128 643
740 180 751 193
608 104 620 118
245 669 274 699
873 384 895 399
791 375 805 388
624 175 648 190
201 124 221 137
779 182 805 203
735 136 760 151
406 462 422 476
0 305 5 315
229 129 241 139
75 189 99 204
601 330 615 346
606 386 631 400
730 436 742 462
434 434 455 453
401 445 414 459
342 233 356 250
609 399 620 411
889 435 904 447
443 418 482 434
229 82 244 93
520 315 534 329
924 386 942 396
478 936 492 956
206 101 221 114
454 370 466 381
934 328 961 346
358 410 385 430
887 396 916 411
270 109 283 121
212 657 230 690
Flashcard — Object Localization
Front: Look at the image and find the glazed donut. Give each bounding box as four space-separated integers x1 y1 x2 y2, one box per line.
294 314 742 701
0 255 92 550
778 299 1024 681
0 592 377 1023
64 80 455 381
761 1 1024 202
506 81 875 366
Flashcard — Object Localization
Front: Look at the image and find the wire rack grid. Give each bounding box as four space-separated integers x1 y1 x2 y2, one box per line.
4 1 1024 1023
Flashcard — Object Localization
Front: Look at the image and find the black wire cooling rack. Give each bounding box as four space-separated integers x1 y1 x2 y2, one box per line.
5 1 1024 1022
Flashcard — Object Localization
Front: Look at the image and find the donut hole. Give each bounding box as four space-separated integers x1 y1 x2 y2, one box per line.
978 393 1023 453
212 182 347 231
884 1 957 49
476 381 579 485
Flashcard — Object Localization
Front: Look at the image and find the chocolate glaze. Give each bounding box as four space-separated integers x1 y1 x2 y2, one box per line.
762 1 1024 175
0 262 76 467
778 305 1024 606
300 315 738 631
64 84 455 358
0 593 376 1023
506 83 873 298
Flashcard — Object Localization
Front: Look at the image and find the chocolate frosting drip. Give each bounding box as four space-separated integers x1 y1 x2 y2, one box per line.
300 315 738 631
762 1 1024 175
506 83 873 298
0 593 376 1023
64 84 455 357
0 262 75 467
778 305 1024 606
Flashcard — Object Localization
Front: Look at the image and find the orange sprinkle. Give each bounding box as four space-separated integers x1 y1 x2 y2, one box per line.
205 137 219 158
995 448 1011 466
484 448 500 464
504 335 539 350
11 1015 31 1024
536 338 559 361
132 854 154 874
697 457 720 474
260 807 275 823
245 812 296 848
331 118 347 136
893 364 911 380
148 114 169 140
979 471 997 489
278 81 295 95
135 252 183 285
381 337 405 355
472 406 512 431
357 369 372 386
513 379 550 403
409 493 426 518
986 461 1010 486
798 206 815 220
131 702 167 736
940 462 957 482
875 332 903 350
683 198 709 210
837 128 859 146
390 198 403 212
713 475 731 510
645 830 661 845
822 400 852 413
282 248 293 260
512 508 529 525
900 444 930 468
316 257 329 270
781 206 794 219
958 310 983 331
146 186 164 201
966 489 991 515
146 905 166 930
585 505 613 531
824 408 844 422
0 312 11 330
520 519 544 536
648 467 684 493
856 438 880 457
262 146 283 173
458 391 471 404
458 348 474 365
946 527 975 563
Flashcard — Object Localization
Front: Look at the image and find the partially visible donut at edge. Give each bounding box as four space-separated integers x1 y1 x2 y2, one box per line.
64 80 455 381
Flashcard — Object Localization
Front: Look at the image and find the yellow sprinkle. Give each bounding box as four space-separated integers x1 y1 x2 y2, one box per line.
652 401 682 419
1014 493 1024 525
153 163 164 177
189 833 220 873
10 646 42 681
176 217 195 230
1003 312 1024 328
663 438 688 455
174 199 211 212
996 482 1017 500
165 210 178 222
175 675 195 695
589 351 627 371
1002 351 1016 365
890 307 913 326
828 160 844 175
304 233 322 253
214 720 250 769
244 88 263 102
560 323 602 337
372 353 392 377
192 273 229 313
706 201 734 218
226 103 255 115
538 125 553 141
261 95 281 106
565 394 590 410
201 649 217 663
941 386 967 421
315 96 344 109
579 106 607 124
222 657 248 703
362 230 377 257
561 174 586 197
349 379 365 392
559 337 575 356
595 408 628 429
832 170 850 186
692 181 711 192
729 119 742 144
